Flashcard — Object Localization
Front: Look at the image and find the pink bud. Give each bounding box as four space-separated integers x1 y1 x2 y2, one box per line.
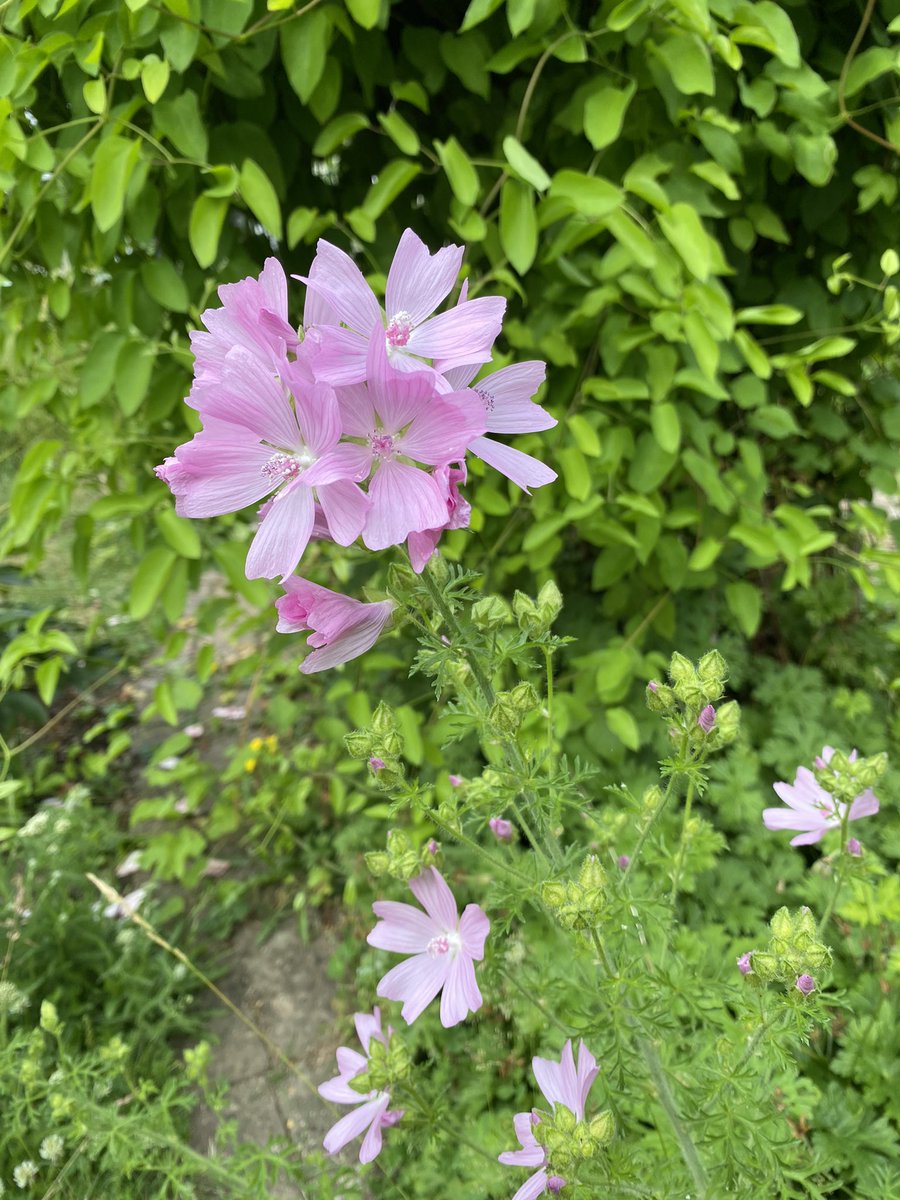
698 705 716 733
737 952 753 975
426 839 439 856
647 680 659 693
795 974 816 995
369 757 386 772
448 774 462 787
183 723 204 739
548 1178 567 1194
847 838 861 856
489 817 514 842
616 854 630 870
814 755 827 770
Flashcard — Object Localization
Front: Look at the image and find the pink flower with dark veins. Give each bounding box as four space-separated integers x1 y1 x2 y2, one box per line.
276 578 395 674
318 1007 403 1164
367 866 489 1028
762 745 879 846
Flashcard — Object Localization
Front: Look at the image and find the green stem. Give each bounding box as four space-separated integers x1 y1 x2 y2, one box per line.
818 813 850 937
425 808 533 886
499 965 575 1035
622 735 690 882
667 773 696 916
543 646 555 769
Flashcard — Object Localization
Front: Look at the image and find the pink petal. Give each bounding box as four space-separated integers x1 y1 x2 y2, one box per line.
470 435 557 492
407 527 442 574
298 240 381 336
368 900 438 954
308 325 370 386
359 1094 391 1163
292 379 341 455
191 348 301 451
458 903 490 960
385 229 464 328
366 325 436 432
499 1115 545 1168
513 1112 542 1153
316 479 370 546
259 256 289 318
245 484 314 580
363 460 448 551
319 1074 368 1104
789 828 829 846
408 866 459 929
441 363 480 391
376 953 450 1025
165 422 274 517
398 393 486 464
575 1041 600 1114
474 361 555 434
510 1170 550 1200
532 1053 566 1111
323 1096 385 1157
353 1009 383 1055
300 601 394 674
407 296 506 369
337 1045 367 1076
762 807 831 835
300 444 371 487
335 382 376 437
439 951 482 1027
849 790 879 820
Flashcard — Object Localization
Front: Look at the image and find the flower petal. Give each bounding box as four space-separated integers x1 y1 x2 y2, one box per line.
316 479 370 546
191 348 302 451
366 325 436 432
408 296 506 369
459 903 490 960
849 789 879 821
363 460 448 551
408 866 459 929
575 1041 600 1115
385 229 464 328
398 393 485 464
474 361 556 434
301 444 372 487
245 484 314 580
439 950 482 1028
470 436 557 492
292 378 341 455
323 1096 385 1157
300 600 394 674
298 240 381 336
376 953 450 1025
319 1074 368 1104
510 1170 550 1200
359 1094 391 1163
532 1053 566 1111
368 901 437 954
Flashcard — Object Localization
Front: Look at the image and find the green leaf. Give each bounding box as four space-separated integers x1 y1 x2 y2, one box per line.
606 706 640 750
189 194 228 268
688 538 722 571
690 160 739 200
549 170 622 220
160 16 200 73
557 446 591 501
378 110 419 156
507 0 537 36
736 304 802 325
90 136 140 233
239 159 282 239
154 92 208 161
460 0 503 29
502 135 551 191
281 8 333 103
734 329 772 379
650 402 681 453
83 78 106 114
141 258 190 313
435 137 479 206
792 133 837 187
659 203 712 280
735 1 800 67
115 340 155 416
287 206 319 248
155 508 202 558
346 0 381 28
141 54 170 104
583 83 635 150
683 449 734 513
684 310 719 379
362 160 422 220
656 32 714 95
35 657 62 707
607 0 650 31
499 179 537 274
725 580 762 637
604 208 657 267
130 546 177 620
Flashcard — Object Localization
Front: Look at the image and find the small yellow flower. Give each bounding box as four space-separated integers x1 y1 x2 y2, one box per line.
249 737 263 752
244 757 257 773
265 735 278 752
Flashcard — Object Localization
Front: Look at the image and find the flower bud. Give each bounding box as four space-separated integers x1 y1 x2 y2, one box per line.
537 580 563 627
737 951 753 975
847 838 862 857
795 974 816 996
541 881 567 910
40 1000 61 1036
472 595 512 631
616 854 630 870
667 652 695 684
369 757 386 772
371 701 397 736
554 1105 577 1135
365 851 391 876
512 590 539 631
344 731 372 759
489 817 514 842
854 751 888 789
448 774 462 787
645 681 677 714
548 1177 567 1194
697 705 716 733
709 700 740 747
589 1110 615 1145
697 649 728 687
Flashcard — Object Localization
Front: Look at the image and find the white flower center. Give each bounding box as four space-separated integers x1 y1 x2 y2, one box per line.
426 930 461 958
262 449 314 481
369 432 395 459
385 311 413 348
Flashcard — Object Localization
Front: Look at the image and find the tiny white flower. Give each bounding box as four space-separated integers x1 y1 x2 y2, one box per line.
13 1160 38 1188
39 1136 63 1163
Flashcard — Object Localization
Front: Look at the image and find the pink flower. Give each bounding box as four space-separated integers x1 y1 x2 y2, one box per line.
499 1041 599 1199
698 704 716 732
489 817 514 842
276 578 395 674
762 745 880 846
318 1008 403 1164
299 229 506 386
157 351 369 580
327 333 484 551
367 866 489 1027
443 359 557 493
407 463 471 574
737 952 753 975
115 851 142 878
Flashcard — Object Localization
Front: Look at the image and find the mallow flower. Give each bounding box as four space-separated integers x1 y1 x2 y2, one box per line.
499 1040 600 1199
275 578 395 673
367 866 489 1027
318 1008 403 1164
300 228 506 385
763 745 880 846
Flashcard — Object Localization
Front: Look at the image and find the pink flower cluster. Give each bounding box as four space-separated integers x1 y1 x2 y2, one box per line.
762 745 879 846
156 231 556 673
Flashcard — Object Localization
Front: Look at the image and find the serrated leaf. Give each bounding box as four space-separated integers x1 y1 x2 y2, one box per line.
239 159 282 239
502 135 550 191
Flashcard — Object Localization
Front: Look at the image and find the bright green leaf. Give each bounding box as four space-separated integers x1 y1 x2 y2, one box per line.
502 135 551 191
90 136 140 233
499 179 537 274
435 137 479 206
239 159 282 239
189 194 228 268
583 83 635 150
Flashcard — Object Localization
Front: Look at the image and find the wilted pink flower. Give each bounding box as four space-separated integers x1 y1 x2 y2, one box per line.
698 704 716 733
448 774 462 787
116 851 142 878
276 578 395 674
737 952 753 975
443 359 557 492
183 723 204 739
367 866 489 1027
847 837 862 856
489 817 514 842
499 1041 599 1199
763 746 879 846
407 463 471 574
157 352 368 580
300 229 506 386
103 887 147 920
318 1008 403 1164
795 974 816 995
329 333 484 551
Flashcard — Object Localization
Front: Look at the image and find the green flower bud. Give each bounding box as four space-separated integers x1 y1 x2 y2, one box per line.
579 854 607 893
541 881 567 909
344 731 372 759
426 555 449 586
40 1000 61 1036
589 1110 615 1146
709 700 740 747
490 690 526 734
348 1071 372 1095
365 851 391 876
770 906 793 942
394 850 421 881
855 752 888 789
645 681 677 714
697 649 728 687
751 951 779 982
667 652 695 685
387 829 411 854
537 580 563 626
554 1105 577 1135
372 702 397 736
512 590 539 631
472 595 512 631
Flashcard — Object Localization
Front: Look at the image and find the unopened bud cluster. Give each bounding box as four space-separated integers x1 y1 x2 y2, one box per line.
741 906 831 994
345 701 405 789
348 1027 411 1095
646 651 740 749
512 581 563 636
812 749 887 803
533 1104 615 1177
366 829 438 881
542 856 607 930
490 681 539 735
